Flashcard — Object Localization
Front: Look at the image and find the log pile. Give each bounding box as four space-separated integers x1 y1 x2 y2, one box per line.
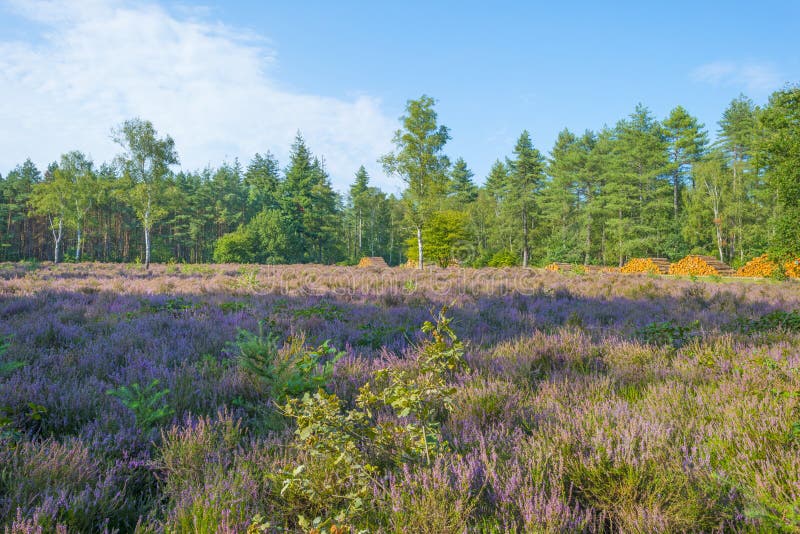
357 257 389 268
736 254 778 277
545 262 574 272
669 255 734 276
620 258 670 274
785 258 800 279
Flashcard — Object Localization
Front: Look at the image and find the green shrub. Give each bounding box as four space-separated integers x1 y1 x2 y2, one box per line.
106 379 174 430
218 300 248 314
738 309 800 333
487 250 519 267
637 320 700 348
277 308 465 529
292 302 345 321
213 226 259 263
233 323 342 403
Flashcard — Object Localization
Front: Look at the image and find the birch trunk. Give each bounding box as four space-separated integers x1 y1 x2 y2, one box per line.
417 226 423 269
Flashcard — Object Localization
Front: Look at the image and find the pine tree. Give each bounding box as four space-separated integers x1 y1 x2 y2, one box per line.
281 133 316 262
609 105 670 263
348 165 371 259
245 152 281 217
543 129 583 263
663 106 708 218
718 95 764 261
448 157 478 205
505 131 546 267
1 160 41 260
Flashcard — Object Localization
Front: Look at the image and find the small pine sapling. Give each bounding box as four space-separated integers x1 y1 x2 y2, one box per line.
107 379 174 430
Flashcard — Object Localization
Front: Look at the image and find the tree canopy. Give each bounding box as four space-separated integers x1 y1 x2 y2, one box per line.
3 86 800 268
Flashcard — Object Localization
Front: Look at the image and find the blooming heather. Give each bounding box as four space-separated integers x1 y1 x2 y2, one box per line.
0 262 799 531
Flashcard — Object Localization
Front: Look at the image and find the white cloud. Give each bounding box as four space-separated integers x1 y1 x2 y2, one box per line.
0 0 398 191
691 60 782 94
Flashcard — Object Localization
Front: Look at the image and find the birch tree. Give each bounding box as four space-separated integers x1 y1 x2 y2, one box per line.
30 163 69 263
694 155 728 262
381 95 450 269
113 119 178 269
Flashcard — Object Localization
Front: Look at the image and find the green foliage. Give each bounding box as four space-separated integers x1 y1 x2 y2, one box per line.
0 336 23 438
356 322 412 349
346 166 397 264
179 263 216 276
143 296 199 315
605 105 672 264
233 323 342 403
638 319 700 348
0 335 20 373
234 266 261 291
0 400 47 440
280 389 377 527
358 308 465 464
0 360 24 377
106 379 174 430
218 300 248 314
447 157 478 205
381 95 451 269
292 302 345 321
761 87 800 257
278 308 465 529
213 226 259 263
112 118 179 268
214 209 293 265
738 310 800 334
487 249 519 267
405 210 470 267
567 456 737 532
280 134 342 264
505 130 546 266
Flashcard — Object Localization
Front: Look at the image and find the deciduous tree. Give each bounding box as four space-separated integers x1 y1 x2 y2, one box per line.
381 95 451 269
113 119 179 269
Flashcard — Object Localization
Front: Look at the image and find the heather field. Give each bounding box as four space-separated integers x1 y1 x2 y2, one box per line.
2 262 800 533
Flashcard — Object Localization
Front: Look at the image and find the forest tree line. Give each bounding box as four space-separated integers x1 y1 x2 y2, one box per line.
1 86 798 268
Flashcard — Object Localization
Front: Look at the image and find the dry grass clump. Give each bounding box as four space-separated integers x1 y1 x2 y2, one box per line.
621 258 668 275
668 255 732 276
356 257 388 268
736 254 779 278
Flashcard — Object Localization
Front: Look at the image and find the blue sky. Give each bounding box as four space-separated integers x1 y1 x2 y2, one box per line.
1 1 798 193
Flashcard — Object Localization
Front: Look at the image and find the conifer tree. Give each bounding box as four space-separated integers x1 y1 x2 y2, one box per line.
505 130 546 267
448 157 478 205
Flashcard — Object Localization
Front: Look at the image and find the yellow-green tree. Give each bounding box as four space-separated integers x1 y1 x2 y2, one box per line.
405 210 469 267
382 95 450 269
